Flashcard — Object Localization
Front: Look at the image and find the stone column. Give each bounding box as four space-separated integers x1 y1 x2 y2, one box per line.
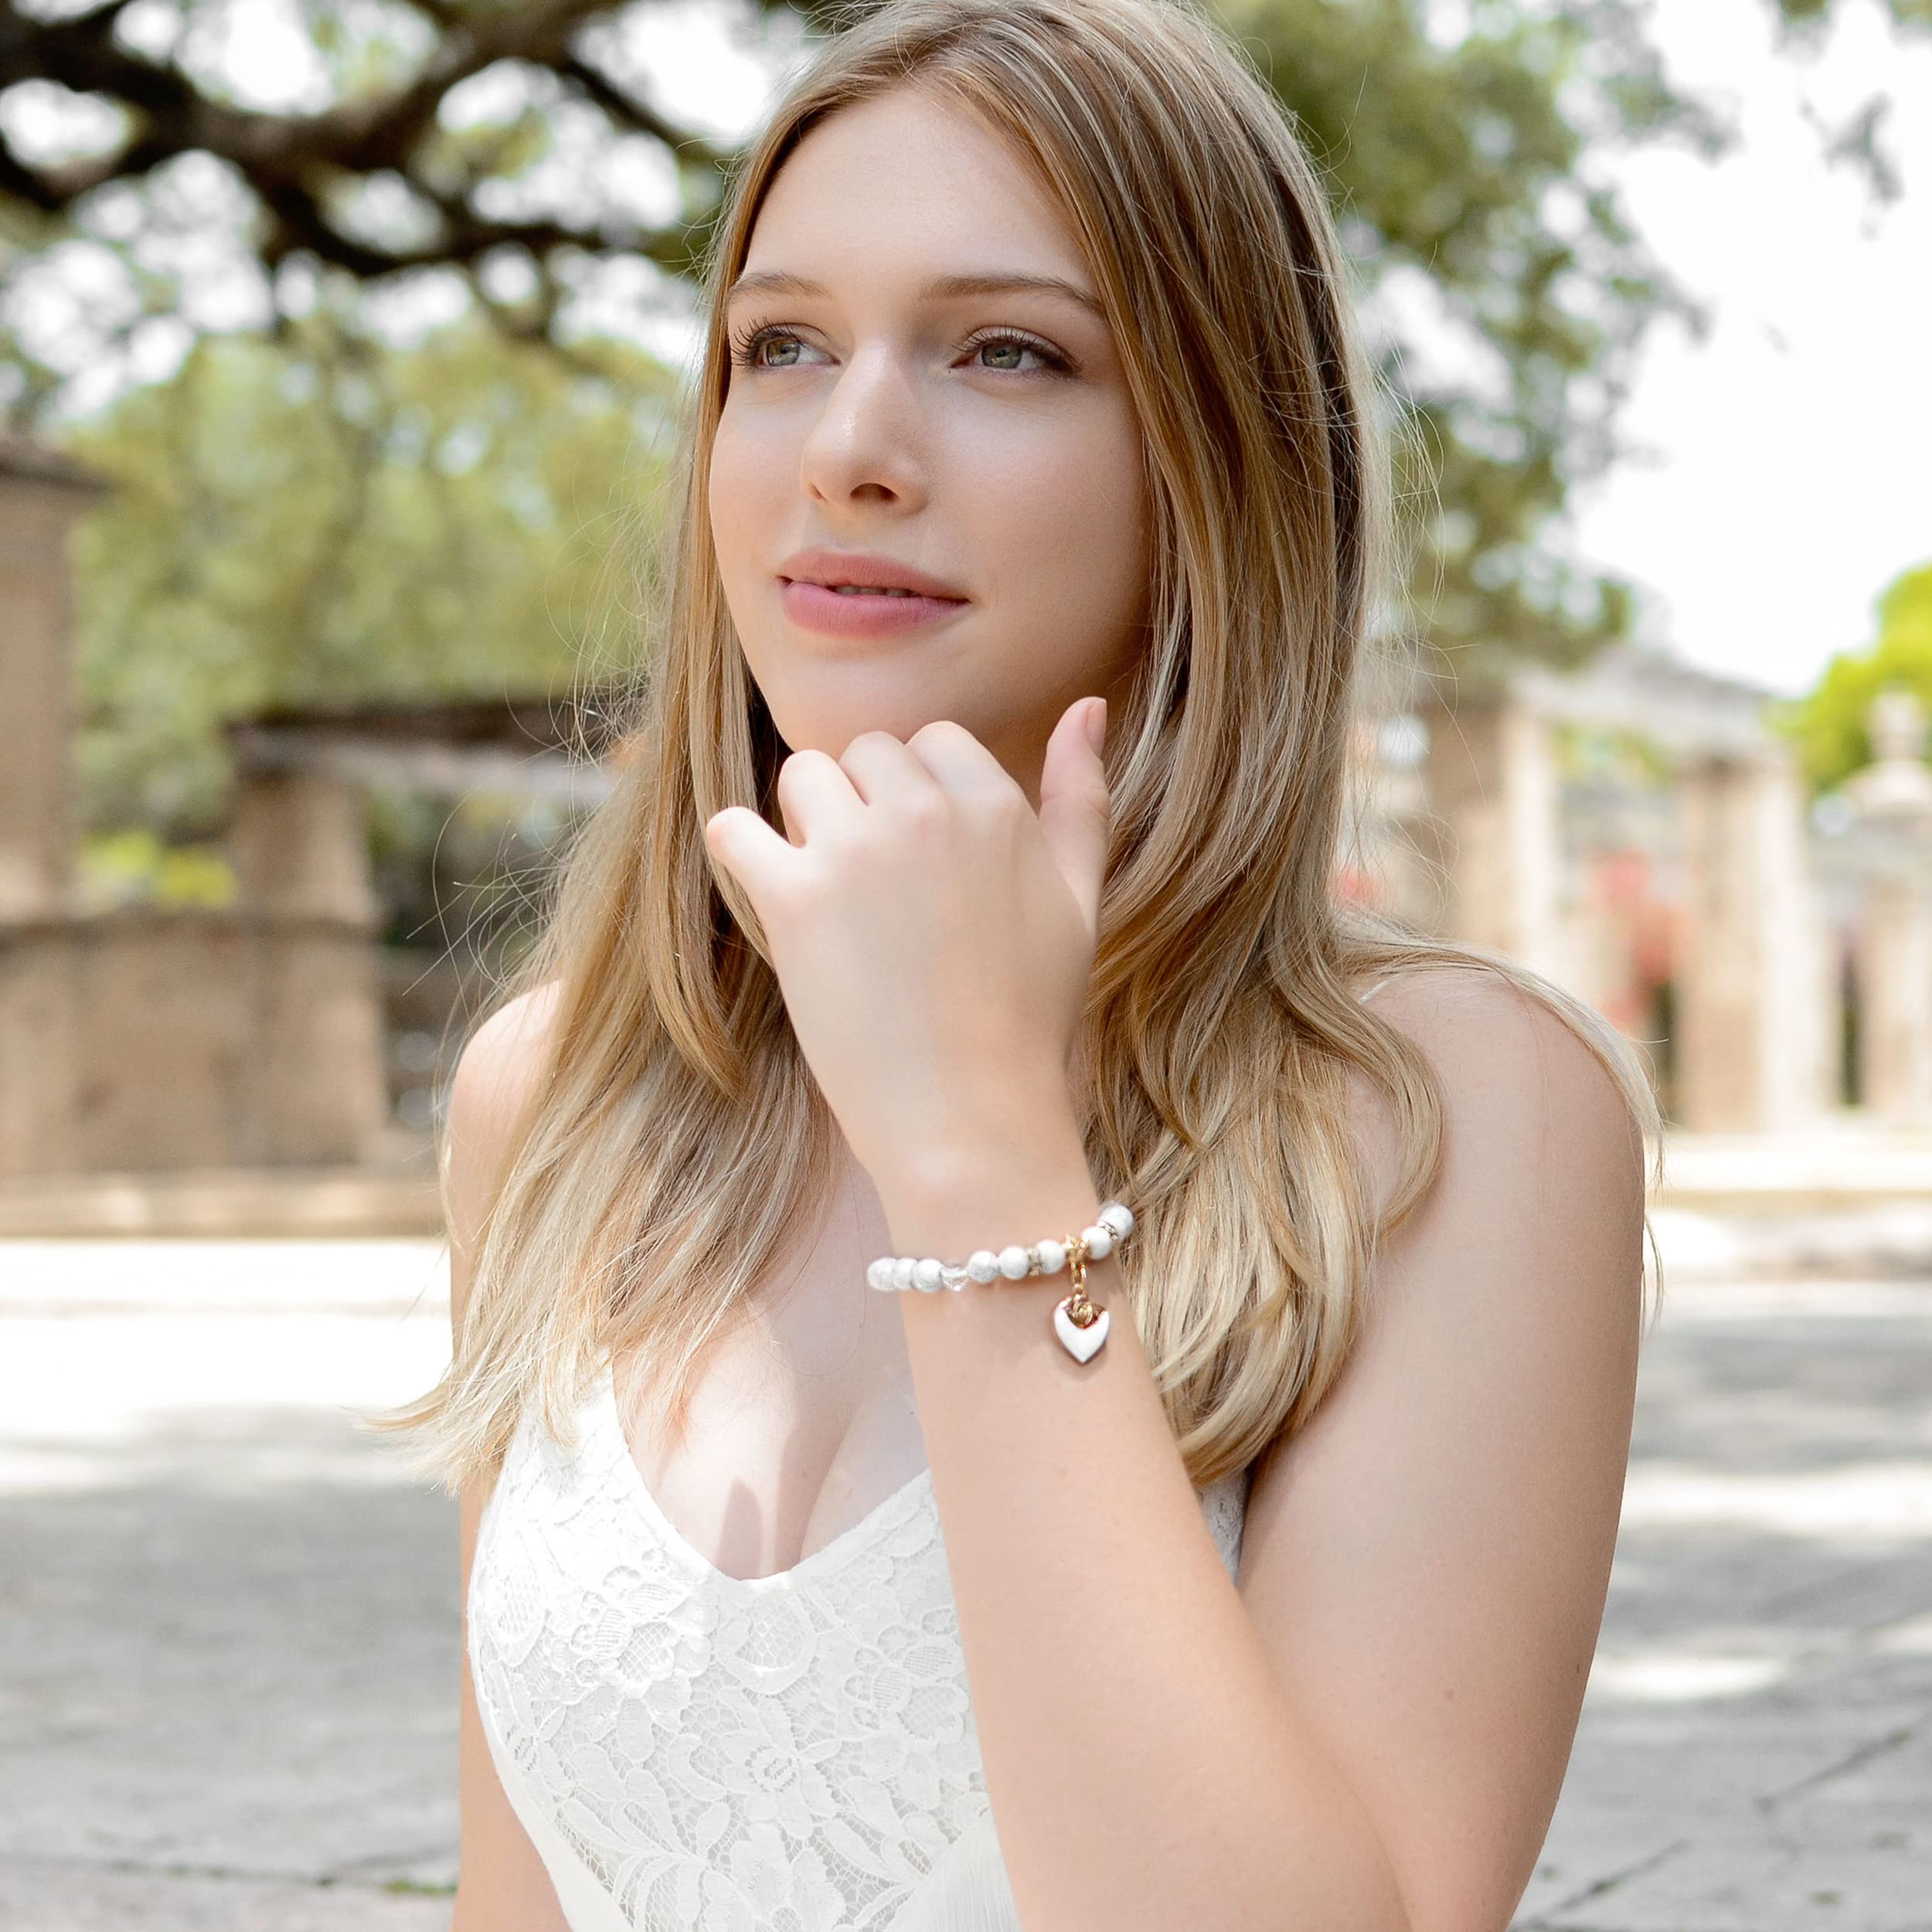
1844 686 1932 1124
228 766 381 924
0 439 105 1176
226 757 389 1162
1412 691 1563 975
0 440 106 918
1855 872 1932 1124
1676 747 1834 1131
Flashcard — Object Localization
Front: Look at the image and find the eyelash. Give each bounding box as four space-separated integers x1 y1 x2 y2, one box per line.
726 321 1073 376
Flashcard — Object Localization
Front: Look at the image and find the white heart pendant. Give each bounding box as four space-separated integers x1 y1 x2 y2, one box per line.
1053 1298 1110 1363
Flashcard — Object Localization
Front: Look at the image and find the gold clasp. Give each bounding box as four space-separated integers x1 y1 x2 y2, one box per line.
1062 1230 1098 1325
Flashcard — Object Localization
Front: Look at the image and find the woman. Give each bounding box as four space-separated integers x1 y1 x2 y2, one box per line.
369 0 1664 1927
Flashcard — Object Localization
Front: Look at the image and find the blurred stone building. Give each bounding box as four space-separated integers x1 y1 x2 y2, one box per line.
1349 645 1932 1131
0 434 611 1181
5 429 1931 1182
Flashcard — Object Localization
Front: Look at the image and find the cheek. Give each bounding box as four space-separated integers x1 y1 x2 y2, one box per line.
979 413 1147 637
706 421 754 575
708 412 791 573
706 429 782 679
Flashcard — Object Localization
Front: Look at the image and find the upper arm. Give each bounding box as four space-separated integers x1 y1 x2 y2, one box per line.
1236 968 1648 1932
448 982 573 1932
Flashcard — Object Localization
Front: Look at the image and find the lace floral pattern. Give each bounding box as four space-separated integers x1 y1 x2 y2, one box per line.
469 1369 1250 1931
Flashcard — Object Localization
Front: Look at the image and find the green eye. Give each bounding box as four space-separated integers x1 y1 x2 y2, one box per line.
725 324 1071 376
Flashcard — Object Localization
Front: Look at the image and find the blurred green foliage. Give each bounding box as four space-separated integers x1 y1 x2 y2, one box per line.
63 317 679 833
1775 562 1932 794
2 0 1921 838
1219 0 1710 692
74 828 236 910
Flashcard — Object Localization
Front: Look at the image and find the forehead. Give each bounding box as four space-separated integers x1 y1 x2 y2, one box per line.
741 87 1090 287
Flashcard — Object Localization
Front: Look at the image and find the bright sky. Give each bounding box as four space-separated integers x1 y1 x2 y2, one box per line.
1560 0 1932 697
641 0 1932 701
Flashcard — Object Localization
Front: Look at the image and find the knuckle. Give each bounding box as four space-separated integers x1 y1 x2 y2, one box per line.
838 732 897 782
900 789 951 835
968 781 1026 829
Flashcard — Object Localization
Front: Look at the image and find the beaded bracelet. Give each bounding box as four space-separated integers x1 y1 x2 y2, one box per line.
866 1200 1134 1362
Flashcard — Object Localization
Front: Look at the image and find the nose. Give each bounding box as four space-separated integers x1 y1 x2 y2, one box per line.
797 342 930 512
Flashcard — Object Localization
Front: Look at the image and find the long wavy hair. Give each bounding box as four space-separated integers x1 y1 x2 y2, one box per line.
365 0 1665 1496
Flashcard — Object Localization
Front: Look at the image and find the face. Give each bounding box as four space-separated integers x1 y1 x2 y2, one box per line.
707 87 1151 808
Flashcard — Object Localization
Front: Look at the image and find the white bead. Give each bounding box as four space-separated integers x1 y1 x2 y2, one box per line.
966 1250 1002 1284
1035 1238 1066 1274
1097 1202 1134 1241
866 1257 896 1292
1080 1223 1114 1260
997 1243 1032 1279
892 1256 917 1291
914 1257 944 1292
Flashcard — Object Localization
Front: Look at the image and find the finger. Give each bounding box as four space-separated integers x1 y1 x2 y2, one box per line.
703 804 797 905
1036 697 1112 937
901 717 1025 807
838 729 947 812
773 747 865 847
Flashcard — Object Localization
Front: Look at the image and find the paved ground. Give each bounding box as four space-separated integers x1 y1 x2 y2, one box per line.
0 1225 1927 1931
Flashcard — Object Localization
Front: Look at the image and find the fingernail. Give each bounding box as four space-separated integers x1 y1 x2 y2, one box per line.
1086 699 1107 753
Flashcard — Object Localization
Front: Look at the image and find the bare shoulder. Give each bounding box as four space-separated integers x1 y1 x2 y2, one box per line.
1232 962 1651 1927
451 978 567 1118
444 978 567 1275
1345 961 1646 1237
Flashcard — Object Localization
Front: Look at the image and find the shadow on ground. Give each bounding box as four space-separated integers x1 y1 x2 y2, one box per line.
0 1264 1927 1931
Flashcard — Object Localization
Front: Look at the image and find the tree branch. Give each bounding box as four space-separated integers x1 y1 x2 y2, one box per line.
0 0 732 284
558 53 733 170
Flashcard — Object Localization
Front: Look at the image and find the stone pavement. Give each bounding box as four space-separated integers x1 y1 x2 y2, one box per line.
0 1230 1926 1931
1515 1274 1932 1931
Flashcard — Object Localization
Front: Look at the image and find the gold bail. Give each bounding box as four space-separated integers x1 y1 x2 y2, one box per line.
1063 1230 1097 1324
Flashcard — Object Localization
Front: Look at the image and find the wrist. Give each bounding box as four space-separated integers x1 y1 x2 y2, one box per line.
864 1083 1083 1206
872 1141 1101 1267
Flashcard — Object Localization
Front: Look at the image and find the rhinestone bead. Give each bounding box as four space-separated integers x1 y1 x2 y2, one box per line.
997 1243 1032 1279
966 1250 1001 1284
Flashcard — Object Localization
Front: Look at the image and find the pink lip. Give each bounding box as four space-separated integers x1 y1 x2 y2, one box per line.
779 578 971 638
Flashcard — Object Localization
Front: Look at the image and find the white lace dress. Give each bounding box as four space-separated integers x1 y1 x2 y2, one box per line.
467 1359 1253 1931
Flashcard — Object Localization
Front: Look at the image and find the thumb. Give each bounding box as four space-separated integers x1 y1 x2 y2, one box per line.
703 804 791 911
1036 696 1111 939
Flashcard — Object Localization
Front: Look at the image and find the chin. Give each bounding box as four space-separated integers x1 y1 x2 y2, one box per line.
763 696 940 757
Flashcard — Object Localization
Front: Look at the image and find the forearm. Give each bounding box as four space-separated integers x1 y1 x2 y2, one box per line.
883 1124 1413 1932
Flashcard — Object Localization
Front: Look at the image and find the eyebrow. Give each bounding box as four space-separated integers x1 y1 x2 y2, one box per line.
723 269 1107 321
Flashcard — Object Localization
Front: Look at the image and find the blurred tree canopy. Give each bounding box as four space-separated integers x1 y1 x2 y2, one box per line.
63 317 678 828
1 0 1923 834
1777 562 1932 795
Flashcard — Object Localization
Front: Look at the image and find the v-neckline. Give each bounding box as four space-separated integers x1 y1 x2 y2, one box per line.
596 1361 935 1593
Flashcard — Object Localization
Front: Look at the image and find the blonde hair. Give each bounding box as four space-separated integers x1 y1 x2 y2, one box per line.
365 0 1665 1495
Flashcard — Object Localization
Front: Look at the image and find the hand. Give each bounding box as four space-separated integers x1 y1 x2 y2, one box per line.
702 696 1111 1201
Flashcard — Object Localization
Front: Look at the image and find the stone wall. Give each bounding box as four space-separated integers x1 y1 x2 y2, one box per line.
0 908 388 1175
0 451 97 920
